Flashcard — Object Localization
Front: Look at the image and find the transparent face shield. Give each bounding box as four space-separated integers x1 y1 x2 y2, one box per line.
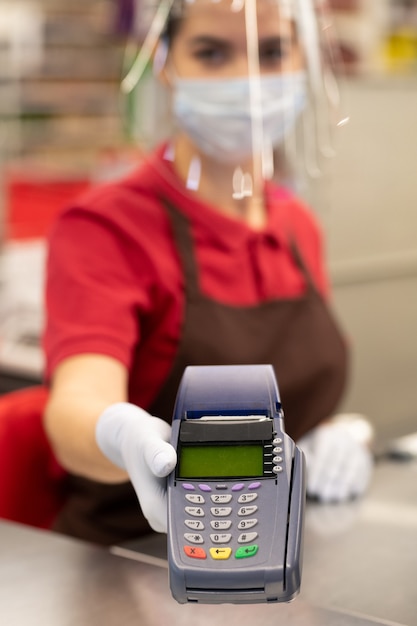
121 0 347 202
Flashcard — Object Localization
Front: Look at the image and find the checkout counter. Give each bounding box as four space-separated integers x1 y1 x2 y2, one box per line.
0 458 415 626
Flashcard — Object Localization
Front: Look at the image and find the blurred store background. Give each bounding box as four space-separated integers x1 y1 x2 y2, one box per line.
0 0 416 451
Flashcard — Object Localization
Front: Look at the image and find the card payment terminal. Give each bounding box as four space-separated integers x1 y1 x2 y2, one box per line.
167 364 306 604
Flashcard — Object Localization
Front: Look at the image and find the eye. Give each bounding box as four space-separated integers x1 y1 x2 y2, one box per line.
189 37 231 68
259 37 290 68
193 45 228 65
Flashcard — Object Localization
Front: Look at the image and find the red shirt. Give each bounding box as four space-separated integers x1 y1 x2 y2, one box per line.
44 146 330 409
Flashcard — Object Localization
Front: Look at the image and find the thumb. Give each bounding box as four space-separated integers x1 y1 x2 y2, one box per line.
141 415 177 477
144 435 177 477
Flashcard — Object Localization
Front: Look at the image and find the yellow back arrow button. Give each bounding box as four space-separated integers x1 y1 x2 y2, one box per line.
209 547 232 560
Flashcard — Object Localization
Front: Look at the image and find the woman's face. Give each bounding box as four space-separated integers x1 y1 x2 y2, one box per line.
166 0 304 79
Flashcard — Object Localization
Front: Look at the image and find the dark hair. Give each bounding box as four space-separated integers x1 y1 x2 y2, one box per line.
161 1 184 45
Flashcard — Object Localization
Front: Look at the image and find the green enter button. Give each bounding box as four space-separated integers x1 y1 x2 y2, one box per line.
235 545 259 559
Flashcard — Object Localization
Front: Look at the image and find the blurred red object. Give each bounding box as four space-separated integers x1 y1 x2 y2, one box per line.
4 171 90 241
0 386 67 528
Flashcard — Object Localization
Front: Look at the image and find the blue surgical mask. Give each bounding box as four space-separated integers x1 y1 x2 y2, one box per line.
172 72 307 164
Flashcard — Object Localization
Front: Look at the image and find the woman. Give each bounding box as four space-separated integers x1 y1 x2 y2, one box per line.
43 0 372 545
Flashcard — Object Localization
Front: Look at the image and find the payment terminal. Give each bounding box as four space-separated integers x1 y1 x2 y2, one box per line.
167 364 306 604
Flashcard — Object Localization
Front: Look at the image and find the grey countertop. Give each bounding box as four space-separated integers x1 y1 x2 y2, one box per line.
0 459 415 626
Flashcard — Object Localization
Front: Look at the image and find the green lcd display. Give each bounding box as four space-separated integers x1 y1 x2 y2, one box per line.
178 444 264 479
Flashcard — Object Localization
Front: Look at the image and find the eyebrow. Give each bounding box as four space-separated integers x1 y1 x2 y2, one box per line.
186 34 294 51
187 35 231 48
258 35 294 48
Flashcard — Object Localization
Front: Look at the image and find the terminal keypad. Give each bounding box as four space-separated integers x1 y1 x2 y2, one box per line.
182 482 262 560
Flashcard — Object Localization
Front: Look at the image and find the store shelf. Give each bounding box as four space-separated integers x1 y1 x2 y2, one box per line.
0 0 125 171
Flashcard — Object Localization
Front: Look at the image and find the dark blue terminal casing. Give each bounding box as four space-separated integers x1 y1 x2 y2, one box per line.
167 364 306 605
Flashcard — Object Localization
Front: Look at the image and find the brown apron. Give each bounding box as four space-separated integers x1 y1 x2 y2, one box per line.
54 200 348 545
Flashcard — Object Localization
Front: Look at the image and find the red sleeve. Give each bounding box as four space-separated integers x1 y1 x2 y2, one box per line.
43 204 150 380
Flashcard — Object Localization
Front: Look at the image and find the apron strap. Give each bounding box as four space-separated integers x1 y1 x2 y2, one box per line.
289 238 318 293
162 200 201 299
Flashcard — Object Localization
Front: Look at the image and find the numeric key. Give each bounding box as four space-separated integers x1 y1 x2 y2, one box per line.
211 507 232 517
185 506 204 517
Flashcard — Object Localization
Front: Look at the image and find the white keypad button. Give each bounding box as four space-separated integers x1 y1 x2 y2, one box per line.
273 446 283 454
211 507 232 517
238 531 258 544
210 533 232 544
237 518 258 530
185 494 205 504
210 494 232 504
273 438 282 445
184 533 204 544
238 505 258 516
184 519 205 530
185 506 205 517
210 520 232 530
238 493 258 504
273 466 283 474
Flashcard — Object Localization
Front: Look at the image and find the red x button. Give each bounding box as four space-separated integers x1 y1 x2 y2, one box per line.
184 546 207 559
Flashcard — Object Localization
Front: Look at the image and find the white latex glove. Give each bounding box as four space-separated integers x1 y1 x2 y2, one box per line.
297 414 374 503
96 402 177 533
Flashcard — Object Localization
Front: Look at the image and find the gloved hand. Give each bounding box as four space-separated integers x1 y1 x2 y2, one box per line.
96 402 177 533
297 414 374 503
